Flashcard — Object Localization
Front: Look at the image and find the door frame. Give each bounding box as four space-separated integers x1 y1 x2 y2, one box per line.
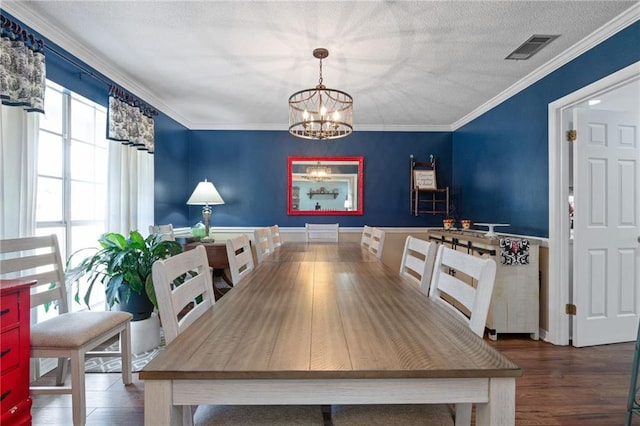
547 61 640 345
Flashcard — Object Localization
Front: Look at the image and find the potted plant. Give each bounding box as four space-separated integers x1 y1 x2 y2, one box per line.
66 230 183 321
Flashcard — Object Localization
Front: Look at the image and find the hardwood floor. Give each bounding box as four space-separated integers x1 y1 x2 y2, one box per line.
30 335 634 425
488 335 634 425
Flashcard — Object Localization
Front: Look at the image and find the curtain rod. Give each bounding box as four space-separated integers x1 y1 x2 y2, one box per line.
44 44 157 116
44 44 111 88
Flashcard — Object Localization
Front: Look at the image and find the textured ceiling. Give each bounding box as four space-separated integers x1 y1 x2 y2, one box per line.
3 1 638 131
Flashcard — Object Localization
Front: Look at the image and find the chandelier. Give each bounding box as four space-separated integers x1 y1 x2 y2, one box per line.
304 162 332 181
289 48 353 140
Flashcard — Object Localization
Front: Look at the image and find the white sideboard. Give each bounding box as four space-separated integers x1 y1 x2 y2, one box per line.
429 229 540 340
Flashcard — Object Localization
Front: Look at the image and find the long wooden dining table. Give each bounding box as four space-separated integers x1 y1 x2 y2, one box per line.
140 242 521 425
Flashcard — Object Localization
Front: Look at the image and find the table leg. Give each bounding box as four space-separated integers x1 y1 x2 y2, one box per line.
475 377 515 426
144 380 182 426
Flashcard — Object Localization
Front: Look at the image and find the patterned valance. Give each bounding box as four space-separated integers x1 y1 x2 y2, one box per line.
107 85 157 153
0 14 46 113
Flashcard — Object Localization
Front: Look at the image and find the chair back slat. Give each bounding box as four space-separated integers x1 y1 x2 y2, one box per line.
1 235 69 313
305 223 339 242
254 228 273 264
226 235 255 284
429 245 497 336
268 225 282 248
399 236 437 294
152 245 215 345
368 228 385 259
360 225 373 248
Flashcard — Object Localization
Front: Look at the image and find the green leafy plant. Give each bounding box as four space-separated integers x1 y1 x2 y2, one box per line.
66 230 183 309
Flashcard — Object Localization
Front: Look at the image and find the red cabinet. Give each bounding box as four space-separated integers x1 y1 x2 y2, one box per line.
1 279 35 425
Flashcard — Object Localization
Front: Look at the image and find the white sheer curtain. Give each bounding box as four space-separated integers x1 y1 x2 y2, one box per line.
1 14 45 239
105 85 156 235
106 143 154 235
0 104 39 238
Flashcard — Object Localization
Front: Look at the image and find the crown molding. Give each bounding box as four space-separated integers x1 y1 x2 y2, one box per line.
4 1 637 133
186 122 454 132
451 3 640 131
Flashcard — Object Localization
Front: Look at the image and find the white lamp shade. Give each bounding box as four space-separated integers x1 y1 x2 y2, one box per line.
187 179 225 205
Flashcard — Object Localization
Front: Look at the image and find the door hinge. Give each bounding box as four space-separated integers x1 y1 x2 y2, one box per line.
566 130 577 142
566 303 577 315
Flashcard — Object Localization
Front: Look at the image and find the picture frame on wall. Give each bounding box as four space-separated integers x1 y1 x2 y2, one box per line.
413 170 437 190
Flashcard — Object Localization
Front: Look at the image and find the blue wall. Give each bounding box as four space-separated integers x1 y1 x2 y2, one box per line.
6 11 638 235
179 130 452 228
453 21 640 238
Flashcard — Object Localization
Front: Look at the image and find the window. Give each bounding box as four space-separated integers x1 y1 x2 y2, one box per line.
36 80 108 312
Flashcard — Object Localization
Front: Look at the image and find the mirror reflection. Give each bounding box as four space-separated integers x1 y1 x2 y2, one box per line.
287 156 363 216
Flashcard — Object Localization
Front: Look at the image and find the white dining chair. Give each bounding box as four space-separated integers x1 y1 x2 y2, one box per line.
368 227 385 259
225 234 255 284
268 224 282 248
253 227 273 264
399 236 437 295
305 223 339 242
331 245 497 426
429 244 497 337
148 223 175 241
0 235 133 426
152 245 325 426
360 225 373 249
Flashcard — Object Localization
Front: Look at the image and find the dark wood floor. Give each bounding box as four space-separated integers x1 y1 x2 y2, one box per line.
30 335 635 425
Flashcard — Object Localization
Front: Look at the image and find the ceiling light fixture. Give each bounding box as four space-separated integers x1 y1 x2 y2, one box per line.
305 162 332 181
288 48 353 140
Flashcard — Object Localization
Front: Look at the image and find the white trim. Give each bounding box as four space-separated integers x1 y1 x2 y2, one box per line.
174 225 548 239
547 61 640 346
175 226 434 236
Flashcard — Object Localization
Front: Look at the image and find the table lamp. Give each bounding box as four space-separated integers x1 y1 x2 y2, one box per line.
187 179 225 242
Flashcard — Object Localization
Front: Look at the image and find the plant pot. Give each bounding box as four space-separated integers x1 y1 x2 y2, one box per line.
118 284 154 321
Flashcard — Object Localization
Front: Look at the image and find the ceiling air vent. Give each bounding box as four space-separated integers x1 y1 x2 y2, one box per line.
505 34 559 60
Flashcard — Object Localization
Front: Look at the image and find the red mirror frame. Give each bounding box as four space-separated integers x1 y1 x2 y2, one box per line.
287 156 364 216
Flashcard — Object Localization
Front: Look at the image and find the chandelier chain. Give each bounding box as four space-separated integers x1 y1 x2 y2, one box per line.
318 58 323 86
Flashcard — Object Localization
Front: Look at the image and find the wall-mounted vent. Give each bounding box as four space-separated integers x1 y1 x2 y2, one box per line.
505 34 559 60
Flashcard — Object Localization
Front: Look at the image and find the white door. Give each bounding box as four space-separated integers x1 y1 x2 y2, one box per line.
572 108 640 347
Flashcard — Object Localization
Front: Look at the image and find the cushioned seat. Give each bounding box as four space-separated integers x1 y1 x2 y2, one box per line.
331 404 454 426
194 405 325 425
31 311 133 348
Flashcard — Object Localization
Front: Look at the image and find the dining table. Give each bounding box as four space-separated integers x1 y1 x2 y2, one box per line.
140 242 521 425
